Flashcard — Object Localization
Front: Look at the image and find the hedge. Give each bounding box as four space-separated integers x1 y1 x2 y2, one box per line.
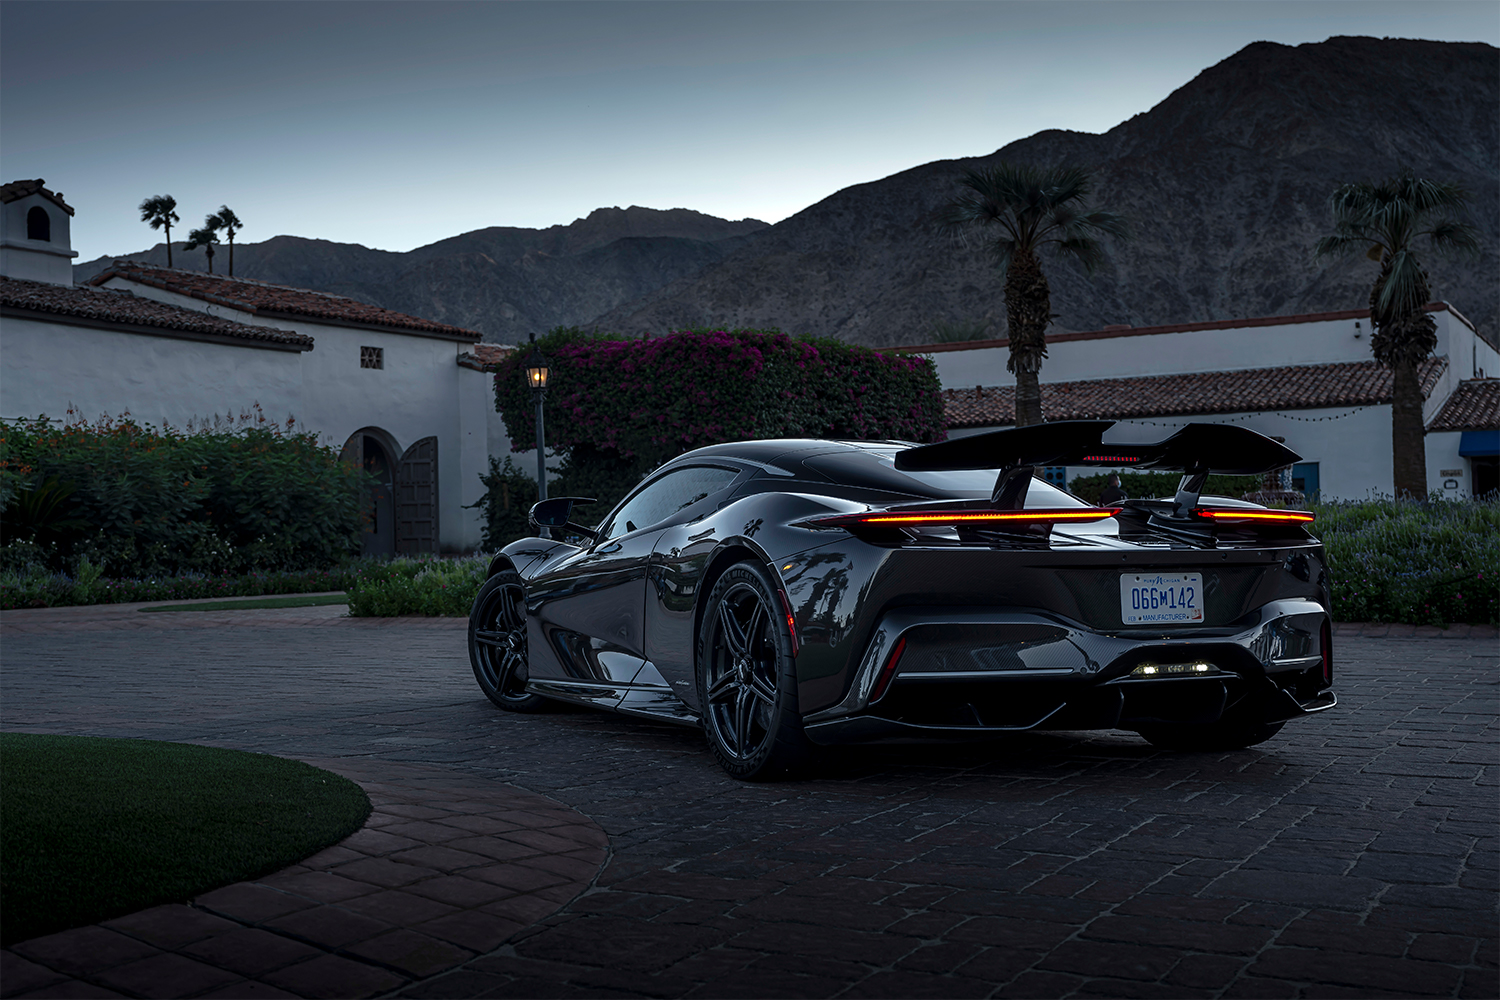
1 411 365 578
479 327 947 547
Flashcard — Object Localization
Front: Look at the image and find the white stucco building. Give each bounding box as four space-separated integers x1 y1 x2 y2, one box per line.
891 307 1500 500
0 179 510 553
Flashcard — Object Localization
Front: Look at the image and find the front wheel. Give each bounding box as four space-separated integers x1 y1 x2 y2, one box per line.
696 562 810 780
1136 719 1285 751
469 570 547 712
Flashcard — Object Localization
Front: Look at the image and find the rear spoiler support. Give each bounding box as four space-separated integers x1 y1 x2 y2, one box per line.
896 420 1301 511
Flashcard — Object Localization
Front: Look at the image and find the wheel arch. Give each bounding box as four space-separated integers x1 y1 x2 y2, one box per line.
484 553 518 579
692 540 784 662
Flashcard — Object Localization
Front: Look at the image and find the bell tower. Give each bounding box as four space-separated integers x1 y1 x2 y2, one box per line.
0 179 77 285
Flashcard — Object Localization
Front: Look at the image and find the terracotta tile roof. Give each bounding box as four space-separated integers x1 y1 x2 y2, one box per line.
1428 378 1500 432
87 262 480 341
0 275 313 350
943 358 1449 429
457 343 516 372
886 302 1471 355
0 178 74 215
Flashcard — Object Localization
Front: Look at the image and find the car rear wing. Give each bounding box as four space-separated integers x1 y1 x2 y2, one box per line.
894 420 1301 513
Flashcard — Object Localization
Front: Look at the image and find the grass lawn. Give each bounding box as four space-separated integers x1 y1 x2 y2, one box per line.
139 593 349 613
0 734 370 945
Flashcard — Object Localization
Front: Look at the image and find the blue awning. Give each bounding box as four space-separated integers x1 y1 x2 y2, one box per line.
1458 430 1499 458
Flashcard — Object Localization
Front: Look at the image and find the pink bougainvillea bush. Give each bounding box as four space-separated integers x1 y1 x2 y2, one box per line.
493 328 946 468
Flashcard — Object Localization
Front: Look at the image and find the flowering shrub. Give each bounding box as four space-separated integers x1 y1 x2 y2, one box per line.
482 327 946 545
1311 497 1498 626
493 328 946 467
0 409 365 578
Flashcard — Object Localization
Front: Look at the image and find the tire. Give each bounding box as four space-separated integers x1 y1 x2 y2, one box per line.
697 562 811 780
469 570 548 712
1136 719 1285 751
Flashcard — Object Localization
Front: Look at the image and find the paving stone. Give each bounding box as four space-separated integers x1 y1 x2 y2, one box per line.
199 983 300 999
9 927 160 977
5 982 127 998
194 883 318 924
261 953 408 998
0 952 68 997
262 905 391 949
345 928 474 978
92 952 241 997
98 905 241 951
180 926 324 977
3 614 1491 999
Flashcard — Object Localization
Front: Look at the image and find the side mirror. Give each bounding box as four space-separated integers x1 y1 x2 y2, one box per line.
528 497 598 536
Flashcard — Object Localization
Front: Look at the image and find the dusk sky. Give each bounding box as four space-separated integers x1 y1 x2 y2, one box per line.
3 1 1495 262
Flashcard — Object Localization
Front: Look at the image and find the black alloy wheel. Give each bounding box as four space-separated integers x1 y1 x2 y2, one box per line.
697 562 810 780
469 570 547 712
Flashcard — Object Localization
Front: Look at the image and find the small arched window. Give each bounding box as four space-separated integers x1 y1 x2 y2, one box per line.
26 206 51 242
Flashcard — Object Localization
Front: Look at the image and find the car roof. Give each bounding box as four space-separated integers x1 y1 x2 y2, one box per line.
666 438 910 475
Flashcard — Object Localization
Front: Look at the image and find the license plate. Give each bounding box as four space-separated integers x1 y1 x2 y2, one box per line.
1121 573 1204 624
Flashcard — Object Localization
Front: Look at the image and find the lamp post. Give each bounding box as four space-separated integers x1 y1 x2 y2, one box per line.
524 334 550 532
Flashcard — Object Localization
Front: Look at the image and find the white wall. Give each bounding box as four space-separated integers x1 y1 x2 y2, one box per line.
0 193 76 285
1427 432 1475 500
51 278 495 551
0 314 305 430
925 308 1491 390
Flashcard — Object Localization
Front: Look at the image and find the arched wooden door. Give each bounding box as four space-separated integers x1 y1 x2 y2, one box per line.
342 429 398 557
396 436 439 554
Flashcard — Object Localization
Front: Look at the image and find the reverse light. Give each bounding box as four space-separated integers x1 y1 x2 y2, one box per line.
815 508 1117 528
1131 661 1217 677
1191 508 1315 524
869 636 907 703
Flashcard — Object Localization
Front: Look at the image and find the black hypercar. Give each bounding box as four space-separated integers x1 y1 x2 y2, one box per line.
467 421 1336 779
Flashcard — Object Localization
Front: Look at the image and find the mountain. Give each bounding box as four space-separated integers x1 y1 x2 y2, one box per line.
593 36 1498 348
73 207 770 341
75 37 1497 349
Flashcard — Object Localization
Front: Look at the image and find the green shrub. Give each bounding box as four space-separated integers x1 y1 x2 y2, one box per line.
0 411 365 578
0 565 364 611
1311 497 1498 626
345 556 488 617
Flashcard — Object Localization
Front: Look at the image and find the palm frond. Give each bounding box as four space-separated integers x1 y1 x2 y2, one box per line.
1423 218 1482 255
1370 248 1430 325
1055 236 1106 275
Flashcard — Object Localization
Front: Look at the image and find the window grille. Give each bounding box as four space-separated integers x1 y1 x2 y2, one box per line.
361 346 383 369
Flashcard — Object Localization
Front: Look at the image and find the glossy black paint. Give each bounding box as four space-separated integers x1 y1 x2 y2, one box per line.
492 437 1336 741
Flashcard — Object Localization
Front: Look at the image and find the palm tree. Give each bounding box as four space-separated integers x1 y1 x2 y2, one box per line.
182 218 222 274
1315 169 1479 499
212 206 242 276
138 195 180 267
937 163 1127 426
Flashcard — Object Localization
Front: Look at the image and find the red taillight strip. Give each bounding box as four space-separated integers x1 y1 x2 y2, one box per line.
817 507 1116 527
869 636 907 704
1192 508 1315 523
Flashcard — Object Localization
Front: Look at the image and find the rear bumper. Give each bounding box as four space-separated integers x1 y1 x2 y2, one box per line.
802 599 1334 745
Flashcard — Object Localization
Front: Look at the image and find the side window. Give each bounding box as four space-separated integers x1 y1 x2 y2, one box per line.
603 466 739 539
27 206 50 242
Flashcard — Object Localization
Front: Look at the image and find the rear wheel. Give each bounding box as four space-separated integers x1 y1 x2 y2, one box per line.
1136 719 1285 751
469 570 547 712
697 562 810 780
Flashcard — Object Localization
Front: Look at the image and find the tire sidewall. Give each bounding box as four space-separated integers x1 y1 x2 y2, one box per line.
468 570 545 711
696 561 806 779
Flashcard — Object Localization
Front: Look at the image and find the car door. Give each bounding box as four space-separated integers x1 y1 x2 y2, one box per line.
524 464 744 699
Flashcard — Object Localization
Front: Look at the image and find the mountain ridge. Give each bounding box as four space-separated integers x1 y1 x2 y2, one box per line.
75 36 1497 348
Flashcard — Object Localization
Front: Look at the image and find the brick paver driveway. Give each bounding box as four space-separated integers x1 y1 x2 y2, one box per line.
1 606 1495 999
